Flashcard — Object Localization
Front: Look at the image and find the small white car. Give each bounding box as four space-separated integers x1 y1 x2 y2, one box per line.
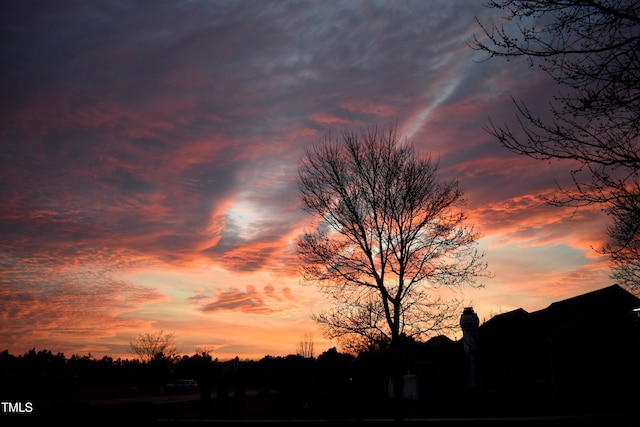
166 379 198 392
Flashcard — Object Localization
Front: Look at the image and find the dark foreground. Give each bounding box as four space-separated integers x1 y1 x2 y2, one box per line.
3 389 637 426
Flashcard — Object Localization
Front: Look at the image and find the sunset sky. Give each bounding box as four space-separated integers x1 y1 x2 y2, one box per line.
1 0 614 361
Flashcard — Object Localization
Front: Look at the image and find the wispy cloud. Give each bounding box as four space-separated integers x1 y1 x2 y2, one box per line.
0 250 165 352
190 284 296 314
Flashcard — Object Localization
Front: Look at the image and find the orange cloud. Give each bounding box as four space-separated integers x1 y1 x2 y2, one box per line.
199 286 274 314
192 284 296 315
471 191 607 250
0 258 166 355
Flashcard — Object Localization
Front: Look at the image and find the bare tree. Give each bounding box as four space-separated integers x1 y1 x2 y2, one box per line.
470 0 640 289
130 330 178 363
296 332 315 358
296 125 489 399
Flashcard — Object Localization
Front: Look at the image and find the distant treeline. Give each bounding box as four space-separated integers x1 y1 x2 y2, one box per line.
0 346 404 397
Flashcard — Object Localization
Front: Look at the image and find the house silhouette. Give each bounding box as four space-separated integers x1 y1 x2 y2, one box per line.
475 284 640 411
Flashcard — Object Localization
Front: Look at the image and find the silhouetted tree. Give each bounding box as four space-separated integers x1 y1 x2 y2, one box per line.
471 0 640 291
21 348 68 380
296 332 315 358
315 347 355 391
296 124 489 401
129 330 178 363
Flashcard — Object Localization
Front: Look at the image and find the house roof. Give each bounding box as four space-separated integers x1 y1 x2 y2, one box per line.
478 284 640 347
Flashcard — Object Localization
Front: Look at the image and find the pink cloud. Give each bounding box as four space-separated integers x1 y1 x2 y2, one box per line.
199 286 274 314
191 283 298 315
309 113 352 125
340 100 394 117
